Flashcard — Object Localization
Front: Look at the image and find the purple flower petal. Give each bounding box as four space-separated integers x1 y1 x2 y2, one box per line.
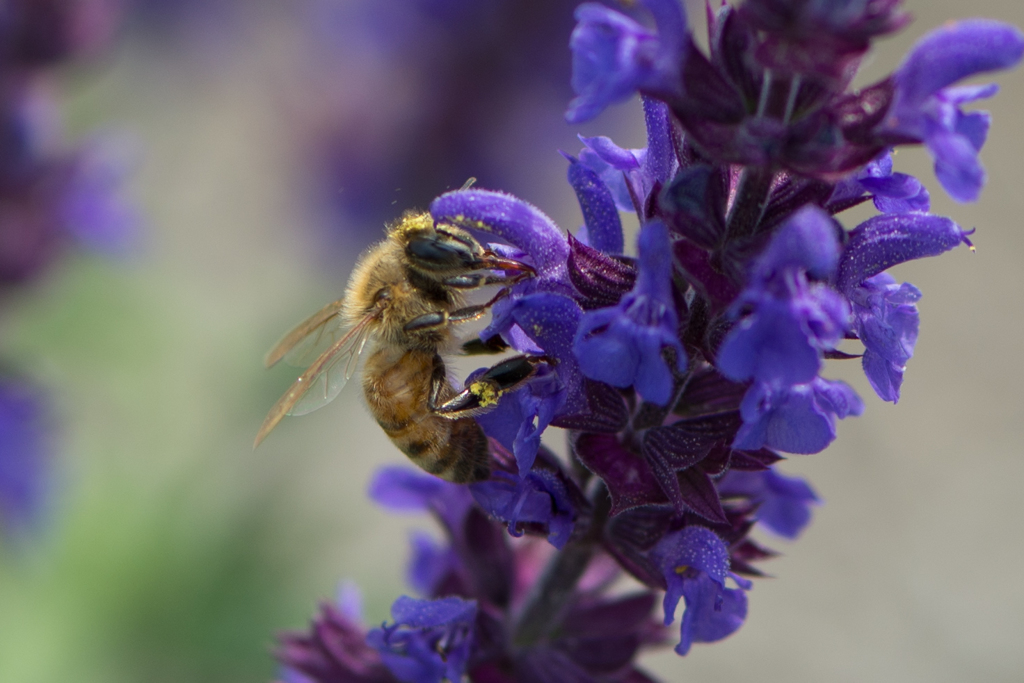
673 573 747 656
640 95 678 190
470 465 576 549
574 221 686 406
407 531 456 597
430 189 569 275
389 595 476 628
718 468 819 539
566 0 687 123
650 526 747 654
754 206 840 281
836 213 970 294
929 129 986 202
652 526 730 603
894 20 1024 106
886 20 1024 201
565 153 624 254
368 466 474 534
848 273 922 402
734 379 864 454
368 596 477 683
717 297 829 386
508 292 586 416
717 208 849 387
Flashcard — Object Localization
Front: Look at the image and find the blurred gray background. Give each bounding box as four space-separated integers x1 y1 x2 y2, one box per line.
0 1 1022 682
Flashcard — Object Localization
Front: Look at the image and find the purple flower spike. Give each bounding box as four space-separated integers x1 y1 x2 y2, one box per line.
734 378 864 454
367 596 477 683
848 273 922 402
566 0 687 123
835 213 971 294
651 526 748 655
574 221 686 406
271 1 1021 672
717 207 849 387
718 468 819 539
564 152 624 254
887 20 1024 201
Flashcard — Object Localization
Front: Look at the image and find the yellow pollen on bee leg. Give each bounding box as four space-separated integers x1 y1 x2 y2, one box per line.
470 381 500 407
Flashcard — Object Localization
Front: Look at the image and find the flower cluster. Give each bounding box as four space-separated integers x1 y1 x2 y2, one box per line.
276 1 1021 680
279 461 670 683
0 1 132 538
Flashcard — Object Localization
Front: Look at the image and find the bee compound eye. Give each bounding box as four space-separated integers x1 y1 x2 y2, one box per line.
406 235 476 270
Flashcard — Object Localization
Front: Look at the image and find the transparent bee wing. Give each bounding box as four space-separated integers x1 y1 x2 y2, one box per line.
264 297 346 369
254 313 375 448
287 323 372 416
281 320 349 369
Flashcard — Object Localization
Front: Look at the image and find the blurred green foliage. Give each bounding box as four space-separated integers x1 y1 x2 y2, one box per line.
0 258 308 683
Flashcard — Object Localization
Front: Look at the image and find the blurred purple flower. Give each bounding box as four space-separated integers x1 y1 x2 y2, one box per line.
0 376 50 536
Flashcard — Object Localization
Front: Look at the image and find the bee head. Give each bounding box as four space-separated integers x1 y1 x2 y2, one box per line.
396 215 487 281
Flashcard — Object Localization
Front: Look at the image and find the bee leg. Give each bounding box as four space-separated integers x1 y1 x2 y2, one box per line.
476 253 535 275
447 286 515 323
443 272 527 291
403 288 512 333
431 355 551 419
461 334 510 356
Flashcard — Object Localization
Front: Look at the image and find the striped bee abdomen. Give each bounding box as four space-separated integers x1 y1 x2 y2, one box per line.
362 347 490 483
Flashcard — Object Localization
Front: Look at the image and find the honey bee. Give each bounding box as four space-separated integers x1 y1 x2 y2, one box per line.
255 211 546 483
